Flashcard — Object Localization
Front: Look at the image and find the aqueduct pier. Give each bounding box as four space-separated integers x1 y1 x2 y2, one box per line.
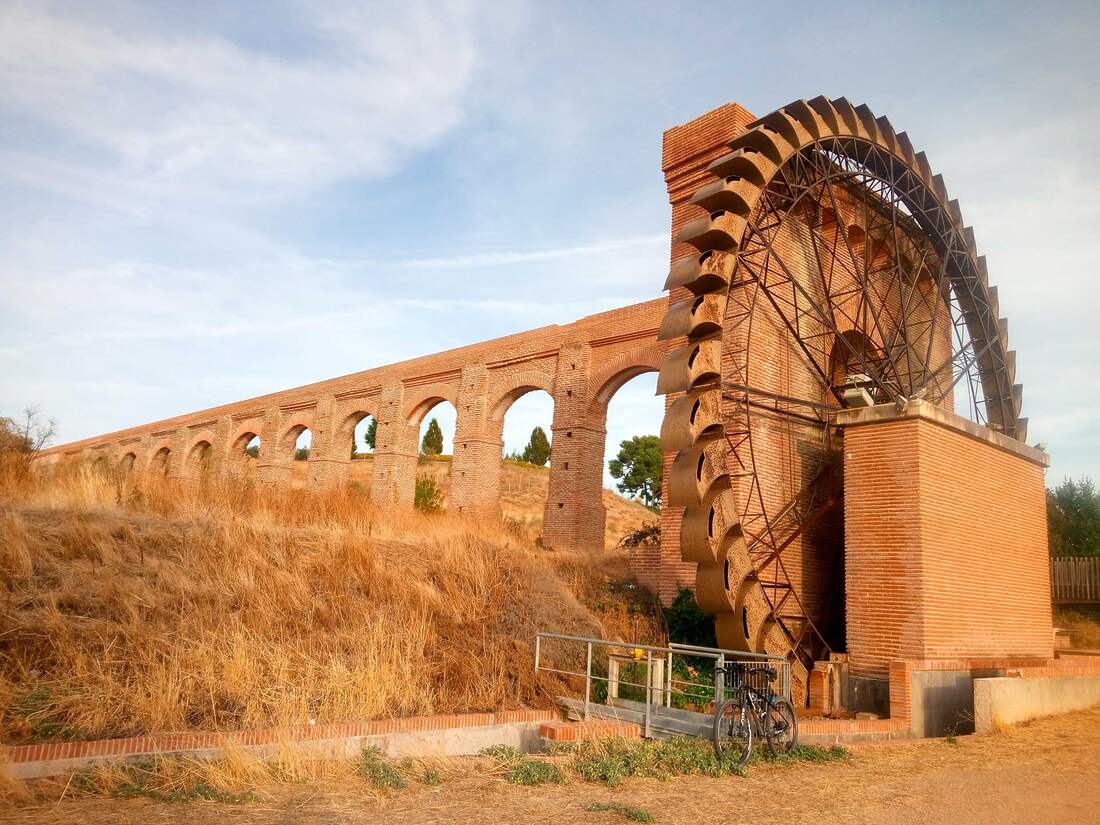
36 297 669 553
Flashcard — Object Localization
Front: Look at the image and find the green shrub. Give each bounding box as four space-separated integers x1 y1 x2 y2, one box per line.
585 802 655 822
481 744 564 785
663 588 717 648
360 746 407 789
414 477 443 512
564 735 847 785
504 758 566 785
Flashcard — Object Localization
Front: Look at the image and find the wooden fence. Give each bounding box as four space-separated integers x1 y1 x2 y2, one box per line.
1051 556 1100 604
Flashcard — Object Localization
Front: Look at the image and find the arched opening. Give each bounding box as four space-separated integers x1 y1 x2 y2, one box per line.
351 414 375 457
501 390 553 466
91 455 109 476
601 372 663 510
151 447 171 476
495 388 554 527
229 431 261 479
187 440 213 481
120 452 136 475
339 411 375 491
830 329 882 408
408 398 456 510
293 428 311 460
278 424 312 488
568 358 663 558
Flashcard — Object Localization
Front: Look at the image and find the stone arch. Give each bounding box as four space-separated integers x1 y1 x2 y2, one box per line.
488 370 555 422
336 408 373 446
147 440 173 475
277 414 314 457
588 344 665 417
229 423 262 456
120 452 137 474
184 430 217 480
403 383 459 425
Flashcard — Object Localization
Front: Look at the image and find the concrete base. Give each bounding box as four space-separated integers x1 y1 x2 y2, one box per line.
908 669 987 737
974 675 1100 734
843 674 890 717
6 721 547 781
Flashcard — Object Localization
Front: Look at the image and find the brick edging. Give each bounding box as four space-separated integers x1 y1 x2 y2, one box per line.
1 709 558 766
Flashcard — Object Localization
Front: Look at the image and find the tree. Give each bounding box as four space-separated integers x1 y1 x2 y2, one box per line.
521 426 551 466
1048 477 1100 556
0 406 57 455
351 418 376 458
415 476 444 512
295 447 310 461
421 418 443 455
608 435 662 509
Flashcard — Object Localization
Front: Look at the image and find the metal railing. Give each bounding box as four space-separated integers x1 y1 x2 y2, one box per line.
534 632 790 738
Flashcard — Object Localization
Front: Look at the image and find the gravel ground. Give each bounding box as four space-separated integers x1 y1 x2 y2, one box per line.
4 706 1099 825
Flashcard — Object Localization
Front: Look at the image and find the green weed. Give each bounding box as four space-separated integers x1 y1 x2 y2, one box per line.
585 801 656 822
359 746 407 789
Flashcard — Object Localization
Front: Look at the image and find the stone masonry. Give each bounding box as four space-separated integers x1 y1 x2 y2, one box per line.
39 300 668 553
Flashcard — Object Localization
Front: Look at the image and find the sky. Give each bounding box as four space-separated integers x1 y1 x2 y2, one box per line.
1 0 1098 488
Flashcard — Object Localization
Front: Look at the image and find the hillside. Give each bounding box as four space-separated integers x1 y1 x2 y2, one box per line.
0 459 664 745
292 455 658 549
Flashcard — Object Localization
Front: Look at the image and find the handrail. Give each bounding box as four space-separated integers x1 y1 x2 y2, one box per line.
667 641 785 661
534 631 792 719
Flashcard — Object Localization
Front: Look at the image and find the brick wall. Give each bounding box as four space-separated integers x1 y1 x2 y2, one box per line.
659 102 756 604
842 402 1053 679
39 300 667 553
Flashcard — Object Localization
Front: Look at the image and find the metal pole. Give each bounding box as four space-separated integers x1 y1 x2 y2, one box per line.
534 634 541 674
715 654 725 704
666 649 673 708
645 649 652 739
584 641 592 721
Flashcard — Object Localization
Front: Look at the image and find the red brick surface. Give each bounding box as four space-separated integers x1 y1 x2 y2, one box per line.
844 408 1052 680
38 301 667 552
2 709 558 766
538 720 641 741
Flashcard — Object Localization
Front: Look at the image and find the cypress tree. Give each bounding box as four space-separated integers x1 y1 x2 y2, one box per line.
521 425 551 466
421 418 444 455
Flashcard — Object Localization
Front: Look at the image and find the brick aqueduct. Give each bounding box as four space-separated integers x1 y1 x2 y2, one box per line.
41 98 1055 703
41 296 669 557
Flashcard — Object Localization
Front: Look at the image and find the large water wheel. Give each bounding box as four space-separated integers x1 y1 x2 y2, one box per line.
656 97 1023 700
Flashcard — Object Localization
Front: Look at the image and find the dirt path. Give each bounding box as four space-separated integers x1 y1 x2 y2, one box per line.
5 708 1100 825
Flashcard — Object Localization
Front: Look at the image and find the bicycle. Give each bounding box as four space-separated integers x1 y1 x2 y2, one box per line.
712 662 798 768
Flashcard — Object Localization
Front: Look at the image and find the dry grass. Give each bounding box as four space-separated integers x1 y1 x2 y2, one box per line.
0 455 660 745
1054 606 1100 649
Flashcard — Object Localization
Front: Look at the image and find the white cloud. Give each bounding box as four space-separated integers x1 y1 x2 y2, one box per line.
0 1 485 201
395 234 668 268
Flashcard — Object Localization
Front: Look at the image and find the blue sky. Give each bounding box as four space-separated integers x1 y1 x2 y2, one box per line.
1 0 1097 487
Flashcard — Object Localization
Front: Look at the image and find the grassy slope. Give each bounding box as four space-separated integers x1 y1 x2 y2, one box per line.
0 460 663 744
304 455 658 550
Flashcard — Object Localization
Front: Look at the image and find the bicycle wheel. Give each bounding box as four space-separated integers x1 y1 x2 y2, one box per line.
763 697 798 756
713 697 754 768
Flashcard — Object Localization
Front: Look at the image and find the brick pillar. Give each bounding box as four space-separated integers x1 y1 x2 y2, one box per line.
255 407 287 487
657 102 757 604
371 382 416 508
839 402 1053 683
451 364 503 518
306 396 344 490
166 426 189 481
543 344 605 550
205 416 231 482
